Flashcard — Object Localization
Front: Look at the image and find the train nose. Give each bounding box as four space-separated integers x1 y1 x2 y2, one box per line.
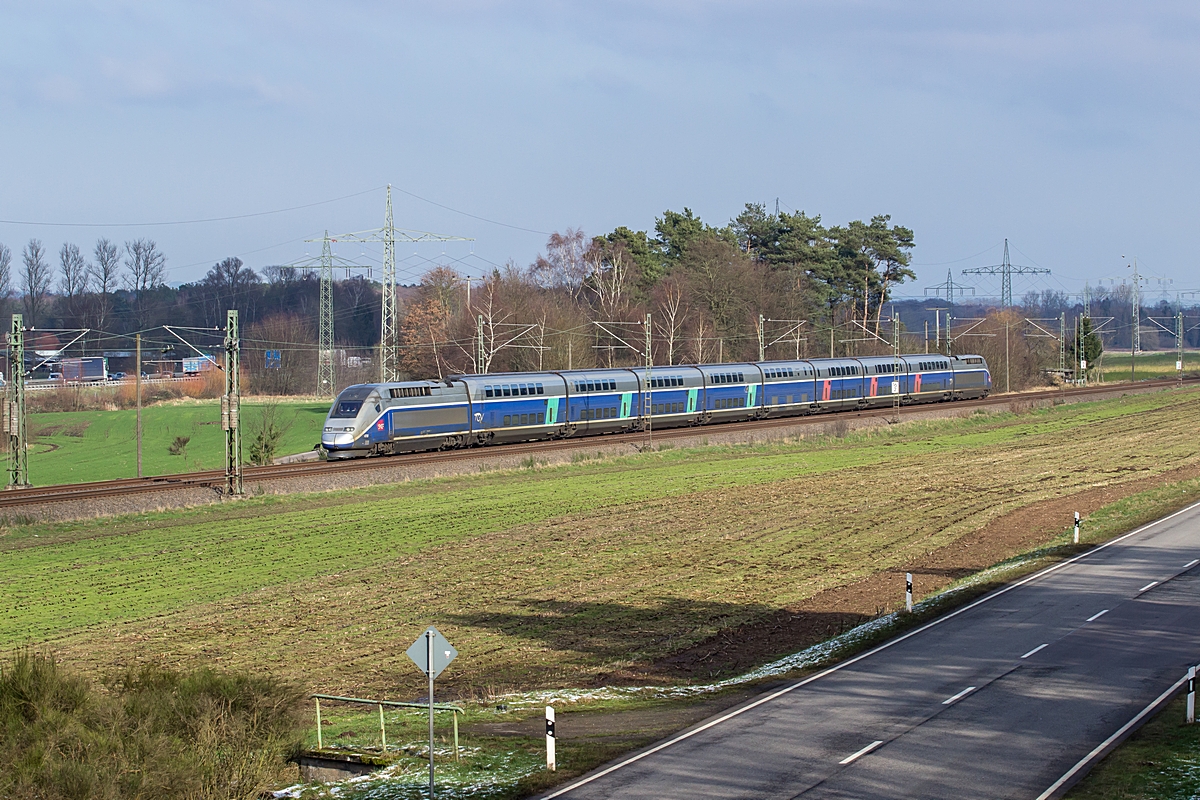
322 430 356 447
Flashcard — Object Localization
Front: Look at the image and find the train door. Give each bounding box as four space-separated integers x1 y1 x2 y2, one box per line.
687 388 698 412
621 392 632 418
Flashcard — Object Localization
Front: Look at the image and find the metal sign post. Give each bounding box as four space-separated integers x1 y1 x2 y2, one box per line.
407 626 458 799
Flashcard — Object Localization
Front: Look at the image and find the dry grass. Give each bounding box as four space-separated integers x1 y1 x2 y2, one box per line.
8 388 1200 701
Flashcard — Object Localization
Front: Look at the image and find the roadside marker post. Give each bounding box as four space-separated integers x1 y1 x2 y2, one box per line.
905 573 913 613
1188 666 1196 724
1074 512 1081 544
546 706 556 771
407 626 458 799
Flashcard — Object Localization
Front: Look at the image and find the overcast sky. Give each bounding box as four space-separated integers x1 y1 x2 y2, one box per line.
2 1 1197 302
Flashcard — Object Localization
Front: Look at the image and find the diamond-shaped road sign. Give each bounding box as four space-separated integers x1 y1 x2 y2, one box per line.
406 626 458 680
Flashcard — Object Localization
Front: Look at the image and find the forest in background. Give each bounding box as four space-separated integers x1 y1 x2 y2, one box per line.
0 203 1192 395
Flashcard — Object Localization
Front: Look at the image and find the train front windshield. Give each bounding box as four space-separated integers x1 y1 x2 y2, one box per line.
331 386 373 418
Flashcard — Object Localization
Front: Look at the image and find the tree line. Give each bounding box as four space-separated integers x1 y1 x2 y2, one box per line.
0 203 918 389
398 204 917 378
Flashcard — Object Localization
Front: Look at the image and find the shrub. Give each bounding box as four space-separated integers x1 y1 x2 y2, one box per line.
0 651 306 800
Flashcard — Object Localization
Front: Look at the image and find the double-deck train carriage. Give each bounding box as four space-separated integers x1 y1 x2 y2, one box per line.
759 360 818 417
560 369 641 434
696 363 762 422
459 372 567 444
810 357 870 411
321 352 991 458
854 355 910 408
642 365 704 429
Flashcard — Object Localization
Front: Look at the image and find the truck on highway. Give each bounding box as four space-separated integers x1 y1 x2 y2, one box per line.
182 355 218 375
60 357 108 383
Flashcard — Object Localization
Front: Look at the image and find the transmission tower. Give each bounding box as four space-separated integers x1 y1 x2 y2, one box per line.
332 185 473 384
963 239 1050 307
5 315 27 488
924 269 975 305
273 232 372 398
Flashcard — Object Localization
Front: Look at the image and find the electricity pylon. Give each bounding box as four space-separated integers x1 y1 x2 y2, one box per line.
273 232 372 398
332 185 473 383
963 239 1050 307
924 268 975 305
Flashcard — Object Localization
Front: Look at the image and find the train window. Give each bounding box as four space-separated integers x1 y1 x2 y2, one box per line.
484 386 494 397
538 412 545 423
503 414 511 425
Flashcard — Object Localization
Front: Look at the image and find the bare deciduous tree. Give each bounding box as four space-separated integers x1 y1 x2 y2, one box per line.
59 242 91 325
654 276 687 366
531 228 589 299
123 238 167 327
0 243 11 308
21 239 53 327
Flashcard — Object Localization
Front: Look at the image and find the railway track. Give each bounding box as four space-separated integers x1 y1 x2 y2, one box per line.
3 377 1192 510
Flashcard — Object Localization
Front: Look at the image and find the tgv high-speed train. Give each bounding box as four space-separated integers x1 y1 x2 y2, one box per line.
320 354 990 459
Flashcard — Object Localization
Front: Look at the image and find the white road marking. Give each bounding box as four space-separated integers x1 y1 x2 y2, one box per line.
1021 643 1049 659
1036 672 1191 800
839 740 884 765
541 498 1200 799
1086 609 1108 622
1184 559 1199 570
1138 581 1159 593
942 686 977 705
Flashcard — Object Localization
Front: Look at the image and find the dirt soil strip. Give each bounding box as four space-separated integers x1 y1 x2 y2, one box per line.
7 385 1169 525
652 462 1200 680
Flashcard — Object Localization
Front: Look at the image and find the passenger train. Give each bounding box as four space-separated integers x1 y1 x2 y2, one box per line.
320 354 990 459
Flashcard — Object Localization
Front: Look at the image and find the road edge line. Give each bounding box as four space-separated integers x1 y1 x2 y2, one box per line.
1034 671 1191 800
538 497 1200 799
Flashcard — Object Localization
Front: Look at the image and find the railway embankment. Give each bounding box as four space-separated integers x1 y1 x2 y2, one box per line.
3 378 1187 525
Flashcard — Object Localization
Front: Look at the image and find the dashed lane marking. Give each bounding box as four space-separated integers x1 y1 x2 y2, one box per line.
1021 643 1049 659
839 740 884 765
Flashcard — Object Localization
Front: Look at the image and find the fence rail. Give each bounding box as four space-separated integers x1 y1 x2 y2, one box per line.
311 693 464 760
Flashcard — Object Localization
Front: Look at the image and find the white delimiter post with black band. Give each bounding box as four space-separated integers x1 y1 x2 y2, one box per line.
546 706 556 770
1075 511 1081 544
905 573 913 613
1188 666 1196 724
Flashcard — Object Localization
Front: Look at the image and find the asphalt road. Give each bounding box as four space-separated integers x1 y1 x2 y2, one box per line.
542 500 1200 800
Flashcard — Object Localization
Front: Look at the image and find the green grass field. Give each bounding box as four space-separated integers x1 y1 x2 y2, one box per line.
8 387 1200 798
1092 349 1199 383
25 399 329 485
5 386 1200 700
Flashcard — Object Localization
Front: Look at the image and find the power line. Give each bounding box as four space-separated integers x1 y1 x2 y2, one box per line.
388 185 552 236
0 186 385 228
